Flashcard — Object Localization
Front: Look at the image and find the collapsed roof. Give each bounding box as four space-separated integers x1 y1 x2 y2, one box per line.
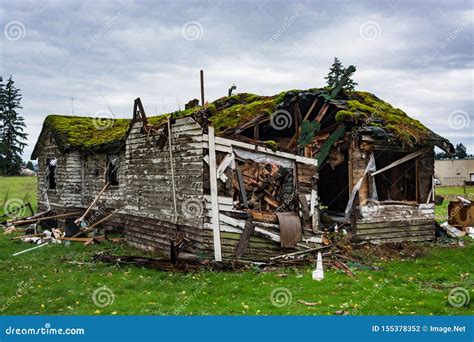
31 88 454 159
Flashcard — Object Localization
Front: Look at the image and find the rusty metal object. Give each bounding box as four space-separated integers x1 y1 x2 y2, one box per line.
448 201 474 227
276 212 302 248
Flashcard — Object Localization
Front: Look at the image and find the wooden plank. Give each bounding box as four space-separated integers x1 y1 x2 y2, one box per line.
216 152 235 181
235 220 255 258
357 219 433 229
208 126 222 261
202 135 317 166
298 194 311 232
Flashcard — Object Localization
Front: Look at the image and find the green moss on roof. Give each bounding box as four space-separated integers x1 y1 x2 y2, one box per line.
45 115 131 148
341 91 430 146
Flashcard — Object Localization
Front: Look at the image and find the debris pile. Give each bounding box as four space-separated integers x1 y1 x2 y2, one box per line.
233 160 294 211
439 195 474 239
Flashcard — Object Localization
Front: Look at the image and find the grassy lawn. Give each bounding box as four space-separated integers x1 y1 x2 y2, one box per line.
0 176 472 315
0 234 472 315
0 176 37 217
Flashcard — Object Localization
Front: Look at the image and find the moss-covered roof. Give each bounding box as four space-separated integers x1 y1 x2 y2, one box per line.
31 89 453 159
31 115 133 159
336 91 453 152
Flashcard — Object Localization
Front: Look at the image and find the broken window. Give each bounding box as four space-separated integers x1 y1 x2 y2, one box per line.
106 156 119 186
46 158 57 189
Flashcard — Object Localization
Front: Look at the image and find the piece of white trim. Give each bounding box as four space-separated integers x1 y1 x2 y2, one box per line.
208 126 222 261
202 134 317 166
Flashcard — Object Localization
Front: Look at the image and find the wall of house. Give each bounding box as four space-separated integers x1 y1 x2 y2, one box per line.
36 136 82 211
36 135 128 233
350 142 436 242
122 117 205 254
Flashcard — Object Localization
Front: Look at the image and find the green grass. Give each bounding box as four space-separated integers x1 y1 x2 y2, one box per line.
0 177 472 315
0 234 472 315
0 176 37 217
434 186 474 222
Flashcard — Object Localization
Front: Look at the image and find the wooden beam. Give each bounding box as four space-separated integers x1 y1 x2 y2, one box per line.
235 220 255 258
200 70 205 106
202 135 318 166
208 126 222 261
235 164 248 208
371 147 431 177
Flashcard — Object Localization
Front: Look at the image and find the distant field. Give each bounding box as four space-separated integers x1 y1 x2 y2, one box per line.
0 176 37 217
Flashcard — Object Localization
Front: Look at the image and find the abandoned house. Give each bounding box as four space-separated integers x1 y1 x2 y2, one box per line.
31 83 454 261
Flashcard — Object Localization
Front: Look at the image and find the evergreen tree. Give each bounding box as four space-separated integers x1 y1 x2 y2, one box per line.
0 76 27 175
26 160 34 171
325 57 358 91
455 143 467 159
325 57 344 88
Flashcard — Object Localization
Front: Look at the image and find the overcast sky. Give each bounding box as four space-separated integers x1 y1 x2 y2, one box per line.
0 0 472 159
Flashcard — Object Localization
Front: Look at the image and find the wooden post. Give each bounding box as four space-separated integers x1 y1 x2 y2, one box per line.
208 126 222 261
168 118 178 224
200 70 205 106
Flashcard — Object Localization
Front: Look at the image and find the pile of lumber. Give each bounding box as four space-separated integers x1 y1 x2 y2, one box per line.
232 160 293 211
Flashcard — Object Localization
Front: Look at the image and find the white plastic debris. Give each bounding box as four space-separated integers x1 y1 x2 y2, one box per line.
467 227 474 239
312 252 324 281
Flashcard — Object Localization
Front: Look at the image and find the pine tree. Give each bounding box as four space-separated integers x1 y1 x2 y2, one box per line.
26 161 35 171
325 57 358 91
455 143 467 159
0 76 27 175
343 67 358 91
325 57 344 88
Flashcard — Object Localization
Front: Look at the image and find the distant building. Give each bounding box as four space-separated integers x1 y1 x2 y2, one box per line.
435 158 474 186
20 167 36 176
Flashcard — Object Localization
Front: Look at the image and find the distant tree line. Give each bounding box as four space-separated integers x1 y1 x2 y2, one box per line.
435 143 471 159
0 76 27 175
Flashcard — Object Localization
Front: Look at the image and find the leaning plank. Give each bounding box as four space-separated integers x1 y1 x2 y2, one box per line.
235 220 255 258
75 182 110 224
208 126 222 261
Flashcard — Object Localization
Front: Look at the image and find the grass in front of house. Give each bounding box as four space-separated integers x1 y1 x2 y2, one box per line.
0 233 472 315
0 176 37 217
434 186 474 222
